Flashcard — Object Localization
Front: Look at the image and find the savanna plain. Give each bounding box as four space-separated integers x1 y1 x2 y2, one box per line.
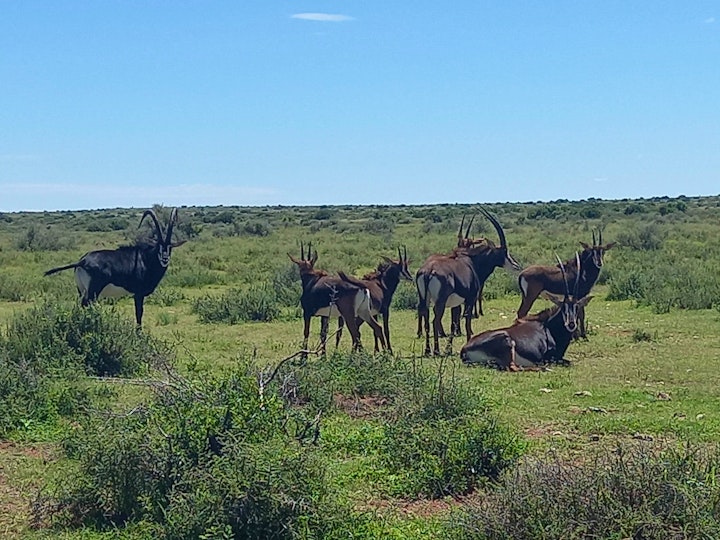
1 196 720 539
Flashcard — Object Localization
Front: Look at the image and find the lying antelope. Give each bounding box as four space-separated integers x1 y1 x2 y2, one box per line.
44 208 185 327
288 242 386 354
416 207 521 356
461 254 592 371
336 247 413 353
516 228 615 333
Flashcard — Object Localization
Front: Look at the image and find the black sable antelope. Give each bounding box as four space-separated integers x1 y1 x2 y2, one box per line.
336 247 413 353
461 254 592 371
516 228 614 335
44 208 184 327
415 207 521 356
288 243 386 354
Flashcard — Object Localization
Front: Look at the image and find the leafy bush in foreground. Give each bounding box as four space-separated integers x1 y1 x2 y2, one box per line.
452 443 720 540
0 301 168 437
35 366 342 539
380 359 523 499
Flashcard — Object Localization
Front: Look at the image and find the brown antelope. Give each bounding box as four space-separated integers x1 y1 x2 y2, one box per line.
415 207 521 356
288 242 387 355
516 228 615 333
336 247 413 353
415 214 478 339
461 254 592 371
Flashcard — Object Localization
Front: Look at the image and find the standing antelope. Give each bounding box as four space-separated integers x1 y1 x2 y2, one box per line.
416 207 521 356
336 247 413 353
44 208 185 327
461 254 592 371
416 214 478 339
289 243 387 355
516 228 615 329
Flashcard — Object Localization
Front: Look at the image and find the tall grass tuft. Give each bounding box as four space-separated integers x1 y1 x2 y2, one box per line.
451 443 720 539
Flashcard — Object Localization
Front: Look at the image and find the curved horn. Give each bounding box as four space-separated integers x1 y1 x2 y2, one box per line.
574 251 581 297
599 226 603 246
165 208 178 244
458 215 466 239
592 230 597 246
555 253 570 298
139 209 163 240
479 206 506 248
403 245 408 262
300 241 305 261
465 214 476 239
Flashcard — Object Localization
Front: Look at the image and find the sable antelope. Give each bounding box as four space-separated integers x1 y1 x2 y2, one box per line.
416 207 521 356
44 208 185 327
415 214 480 339
516 228 615 330
461 254 592 371
288 243 387 354
336 247 413 353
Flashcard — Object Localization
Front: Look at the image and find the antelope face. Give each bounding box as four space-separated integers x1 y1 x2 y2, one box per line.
555 296 593 333
158 243 172 268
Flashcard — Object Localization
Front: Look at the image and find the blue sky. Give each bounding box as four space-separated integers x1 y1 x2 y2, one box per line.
1 2 718 211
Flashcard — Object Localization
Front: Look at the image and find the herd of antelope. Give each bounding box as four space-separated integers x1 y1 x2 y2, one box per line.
43 206 616 372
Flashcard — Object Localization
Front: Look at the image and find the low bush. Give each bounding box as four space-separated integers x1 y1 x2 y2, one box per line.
287 352 523 500
379 360 523 498
35 365 344 539
451 443 720 539
1 300 169 377
391 282 418 310
15 225 76 251
608 259 720 313
192 285 281 324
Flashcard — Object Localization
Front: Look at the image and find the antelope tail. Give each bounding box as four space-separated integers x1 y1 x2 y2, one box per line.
44 263 79 276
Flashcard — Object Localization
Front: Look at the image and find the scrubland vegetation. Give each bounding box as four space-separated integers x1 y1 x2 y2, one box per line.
1 195 720 539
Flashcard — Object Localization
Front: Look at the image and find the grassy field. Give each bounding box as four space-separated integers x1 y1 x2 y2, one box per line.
1 196 720 538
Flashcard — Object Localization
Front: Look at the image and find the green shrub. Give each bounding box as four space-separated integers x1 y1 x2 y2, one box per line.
146 286 186 307
164 266 224 288
608 259 720 313
0 273 30 301
15 225 75 251
235 219 272 237
192 285 281 324
379 365 523 499
36 366 338 538
452 443 720 540
1 301 168 377
391 282 418 311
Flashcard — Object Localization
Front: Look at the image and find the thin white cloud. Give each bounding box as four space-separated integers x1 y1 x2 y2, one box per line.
705 17 715 23
291 13 354 22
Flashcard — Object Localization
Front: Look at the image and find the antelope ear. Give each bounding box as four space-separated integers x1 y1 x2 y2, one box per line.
381 255 394 264
577 295 594 307
579 241 590 249
603 242 617 250
171 240 187 248
548 295 563 306
288 253 300 264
